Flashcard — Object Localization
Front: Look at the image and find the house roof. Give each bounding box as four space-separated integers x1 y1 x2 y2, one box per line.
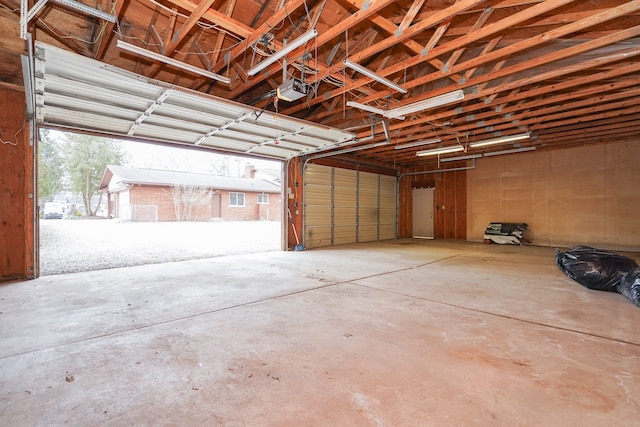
100 165 281 193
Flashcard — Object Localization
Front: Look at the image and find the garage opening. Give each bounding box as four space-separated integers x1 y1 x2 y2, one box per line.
38 129 282 276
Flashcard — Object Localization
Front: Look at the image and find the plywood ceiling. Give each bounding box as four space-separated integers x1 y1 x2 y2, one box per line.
2 0 639 169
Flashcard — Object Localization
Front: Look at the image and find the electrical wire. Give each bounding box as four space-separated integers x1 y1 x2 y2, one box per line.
146 0 243 41
0 128 23 146
0 1 19 12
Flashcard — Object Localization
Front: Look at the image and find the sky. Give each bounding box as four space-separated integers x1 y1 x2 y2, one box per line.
124 140 281 176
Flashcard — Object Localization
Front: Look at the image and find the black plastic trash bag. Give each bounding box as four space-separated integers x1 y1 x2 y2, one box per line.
618 268 640 308
555 245 638 292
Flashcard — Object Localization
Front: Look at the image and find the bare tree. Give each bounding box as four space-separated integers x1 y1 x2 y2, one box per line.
209 155 232 176
166 184 211 221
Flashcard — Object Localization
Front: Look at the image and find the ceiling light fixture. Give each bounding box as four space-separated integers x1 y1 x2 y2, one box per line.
247 28 317 77
394 138 441 150
53 0 116 22
346 101 385 116
439 154 482 162
469 133 530 148
416 145 464 157
117 40 231 84
483 146 536 157
347 101 405 120
344 59 408 94
311 141 389 159
385 90 465 119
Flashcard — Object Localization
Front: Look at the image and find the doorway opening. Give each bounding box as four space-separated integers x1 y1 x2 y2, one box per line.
38 129 282 276
412 187 434 239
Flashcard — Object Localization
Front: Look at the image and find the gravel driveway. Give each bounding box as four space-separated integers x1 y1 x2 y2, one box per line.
39 219 281 276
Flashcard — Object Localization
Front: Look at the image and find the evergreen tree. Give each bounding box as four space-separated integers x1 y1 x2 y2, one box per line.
62 133 126 216
37 129 64 203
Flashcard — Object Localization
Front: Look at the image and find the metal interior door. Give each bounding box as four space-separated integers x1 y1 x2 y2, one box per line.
412 187 434 238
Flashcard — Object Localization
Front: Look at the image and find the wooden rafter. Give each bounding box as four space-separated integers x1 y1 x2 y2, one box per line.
7 0 639 168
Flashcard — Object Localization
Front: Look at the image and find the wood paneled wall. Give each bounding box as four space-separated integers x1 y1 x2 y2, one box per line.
0 85 35 281
467 141 640 251
398 166 467 240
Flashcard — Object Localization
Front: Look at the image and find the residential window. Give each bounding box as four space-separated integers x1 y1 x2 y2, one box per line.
257 193 269 204
229 192 245 207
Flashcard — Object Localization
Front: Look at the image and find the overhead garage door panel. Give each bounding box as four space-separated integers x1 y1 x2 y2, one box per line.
33 43 355 161
334 207 356 225
305 164 332 185
334 169 357 245
304 164 332 248
379 174 397 239
358 225 379 242
334 225 357 245
358 172 378 193
305 206 331 225
303 165 397 248
305 186 332 205
333 168 357 188
358 172 379 241
333 169 356 240
304 224 332 248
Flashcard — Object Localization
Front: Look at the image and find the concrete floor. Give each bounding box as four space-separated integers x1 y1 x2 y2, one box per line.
1 240 639 426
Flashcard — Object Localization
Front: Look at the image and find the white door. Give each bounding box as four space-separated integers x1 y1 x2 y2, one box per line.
412 187 434 239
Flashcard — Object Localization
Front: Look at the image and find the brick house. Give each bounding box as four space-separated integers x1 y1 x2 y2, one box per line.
99 165 281 222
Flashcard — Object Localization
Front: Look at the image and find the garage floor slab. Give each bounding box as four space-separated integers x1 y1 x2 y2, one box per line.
1 240 639 426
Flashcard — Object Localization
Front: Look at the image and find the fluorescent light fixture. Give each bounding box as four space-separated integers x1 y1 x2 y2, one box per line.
416 145 464 157
483 147 536 157
53 0 116 22
469 133 530 148
394 138 441 150
247 28 317 76
344 59 407 94
311 141 388 159
381 120 391 144
439 154 482 162
347 101 404 120
385 90 464 119
117 40 231 84
346 101 385 116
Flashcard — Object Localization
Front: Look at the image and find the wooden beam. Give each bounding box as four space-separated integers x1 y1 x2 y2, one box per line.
209 0 309 73
228 0 391 99
148 0 219 76
351 0 580 106
397 0 426 33
525 96 640 127
363 54 640 150
361 24 640 111
539 120 640 142
307 0 486 85
463 78 640 125
33 17 91 56
445 86 640 137
162 0 252 38
93 0 127 60
443 7 493 71
285 0 574 115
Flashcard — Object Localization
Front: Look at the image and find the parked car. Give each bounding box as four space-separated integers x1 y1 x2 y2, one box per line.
43 202 64 219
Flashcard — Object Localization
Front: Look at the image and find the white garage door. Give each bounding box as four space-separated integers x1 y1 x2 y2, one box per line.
303 164 397 248
31 42 355 161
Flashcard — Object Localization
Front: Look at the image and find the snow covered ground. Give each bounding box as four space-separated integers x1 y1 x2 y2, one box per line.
39 219 281 276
